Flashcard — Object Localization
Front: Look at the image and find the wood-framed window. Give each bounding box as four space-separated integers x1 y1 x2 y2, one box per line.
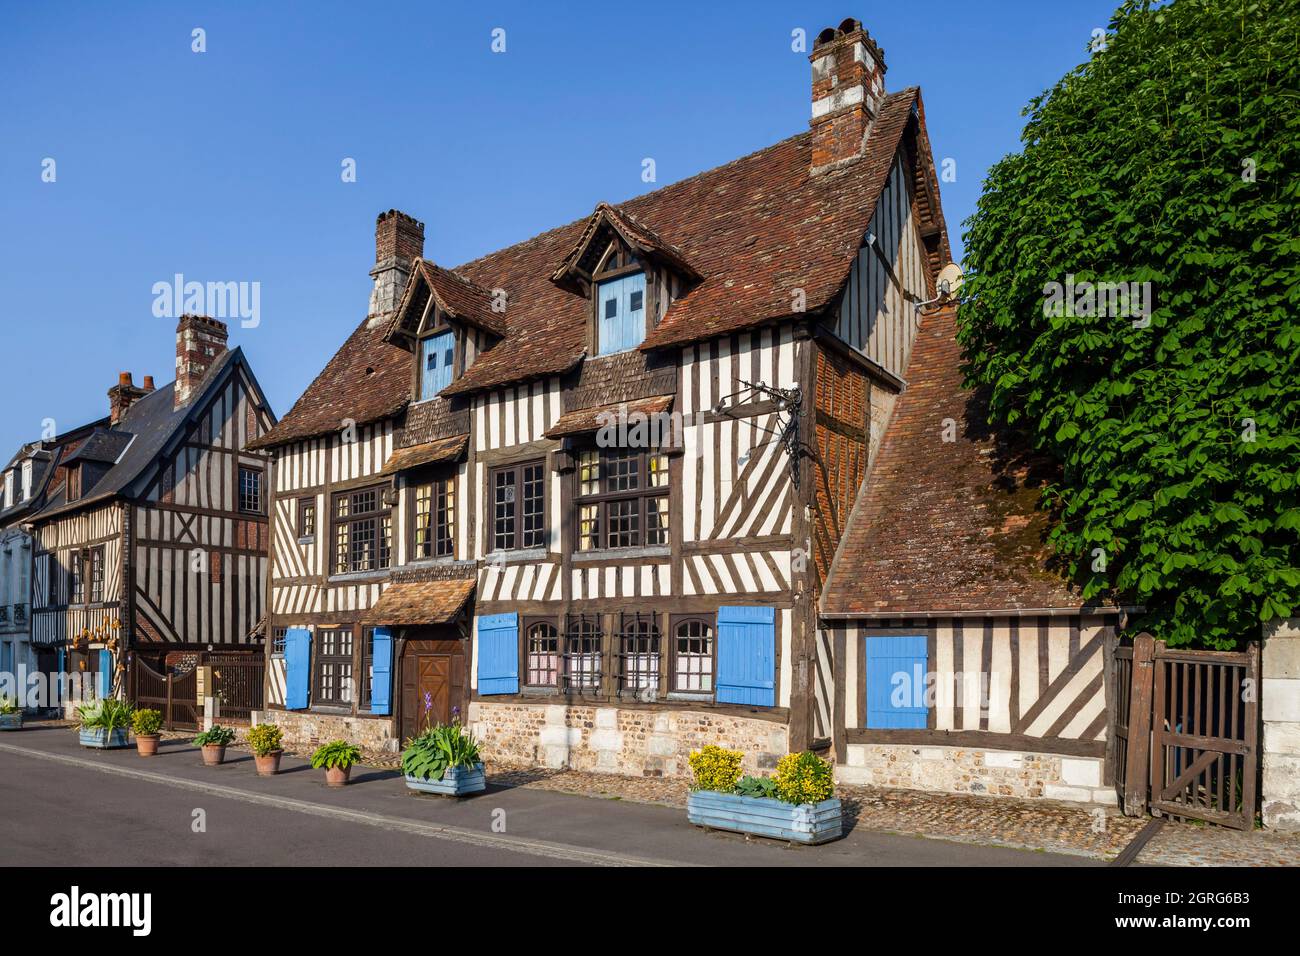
48 555 60 606
671 615 715 695
489 461 546 552
238 467 264 514
616 611 661 696
332 485 393 574
313 627 354 707
576 448 669 551
412 476 456 560
523 617 560 688
88 546 104 604
562 614 603 693
593 244 647 355
69 550 84 604
297 498 316 539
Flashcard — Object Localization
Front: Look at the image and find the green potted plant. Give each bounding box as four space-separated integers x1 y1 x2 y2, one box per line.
131 707 163 756
311 739 361 787
0 694 22 731
246 723 284 776
193 724 237 766
76 698 132 749
686 747 842 845
401 720 485 796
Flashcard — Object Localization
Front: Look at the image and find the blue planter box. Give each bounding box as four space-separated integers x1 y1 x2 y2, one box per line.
687 790 843 845
405 763 486 796
79 727 129 749
0 713 21 731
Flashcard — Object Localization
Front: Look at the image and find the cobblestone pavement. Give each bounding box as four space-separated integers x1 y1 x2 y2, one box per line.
135 726 1300 865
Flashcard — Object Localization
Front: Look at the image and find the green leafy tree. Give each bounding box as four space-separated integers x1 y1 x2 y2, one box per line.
959 0 1300 648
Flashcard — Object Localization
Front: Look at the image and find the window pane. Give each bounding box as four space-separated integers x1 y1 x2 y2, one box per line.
414 483 433 559
578 504 600 552
564 619 602 691
493 470 516 550
527 622 559 687
675 620 714 692
620 618 660 693
647 496 670 546
578 450 600 496
608 498 639 548
606 450 639 492
436 478 455 557
521 464 545 548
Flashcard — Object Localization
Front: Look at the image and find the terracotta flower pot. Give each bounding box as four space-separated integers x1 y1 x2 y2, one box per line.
254 750 283 776
135 734 160 757
201 743 227 766
325 765 351 788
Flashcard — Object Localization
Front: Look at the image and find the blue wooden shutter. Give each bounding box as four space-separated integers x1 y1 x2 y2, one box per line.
716 606 775 706
420 330 455 399
284 627 311 710
370 626 393 715
98 648 113 699
477 613 519 695
865 635 928 729
597 277 624 356
621 272 646 351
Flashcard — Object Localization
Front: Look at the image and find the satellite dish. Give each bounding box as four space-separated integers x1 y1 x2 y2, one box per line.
936 262 964 298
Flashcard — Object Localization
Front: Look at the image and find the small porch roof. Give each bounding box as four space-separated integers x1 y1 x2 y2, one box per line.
378 434 469 476
543 394 674 440
364 578 475 627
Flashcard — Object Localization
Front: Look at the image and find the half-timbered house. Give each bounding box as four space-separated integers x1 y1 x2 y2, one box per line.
251 18 1124 802
28 316 275 706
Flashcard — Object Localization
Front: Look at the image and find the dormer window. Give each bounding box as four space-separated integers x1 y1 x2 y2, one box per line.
419 330 455 400
594 243 646 356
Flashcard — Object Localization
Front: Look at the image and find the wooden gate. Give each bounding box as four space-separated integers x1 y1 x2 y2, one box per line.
204 652 265 722
1115 634 1260 830
132 658 200 731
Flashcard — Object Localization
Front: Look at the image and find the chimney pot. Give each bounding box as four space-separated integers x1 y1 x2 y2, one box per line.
174 314 229 408
118 371 133 387
809 18 887 175
143 375 155 391
369 209 425 326
109 372 149 425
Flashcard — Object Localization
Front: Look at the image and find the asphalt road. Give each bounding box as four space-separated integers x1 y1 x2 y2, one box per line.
0 728 1099 867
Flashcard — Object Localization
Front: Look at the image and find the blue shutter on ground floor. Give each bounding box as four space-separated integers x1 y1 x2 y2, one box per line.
97 648 113 699
716 606 776 706
284 628 312 710
477 613 519 695
865 635 929 729
370 627 393 715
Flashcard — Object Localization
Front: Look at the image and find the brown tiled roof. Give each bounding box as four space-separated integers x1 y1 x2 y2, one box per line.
392 259 508 339
364 578 475 626
257 87 942 446
378 434 468 475
544 395 674 439
821 307 1114 618
550 202 701 292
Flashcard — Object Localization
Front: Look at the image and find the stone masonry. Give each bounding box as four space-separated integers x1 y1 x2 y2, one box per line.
469 701 789 778
1263 618 1300 830
837 742 1117 805
265 710 398 752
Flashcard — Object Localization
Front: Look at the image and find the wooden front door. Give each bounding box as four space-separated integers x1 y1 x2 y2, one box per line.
399 630 467 743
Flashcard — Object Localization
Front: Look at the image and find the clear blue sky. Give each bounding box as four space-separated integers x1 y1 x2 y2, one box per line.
0 0 1119 456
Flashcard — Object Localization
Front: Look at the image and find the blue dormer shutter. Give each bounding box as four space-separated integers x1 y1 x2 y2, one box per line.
865 635 929 729
370 626 393 715
477 613 519 695
420 330 455 399
284 627 311 710
716 606 776 706
597 272 647 355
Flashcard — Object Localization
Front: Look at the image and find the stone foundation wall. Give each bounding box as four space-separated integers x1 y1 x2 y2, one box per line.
469 701 789 778
837 742 1116 805
263 710 398 752
1263 619 1300 831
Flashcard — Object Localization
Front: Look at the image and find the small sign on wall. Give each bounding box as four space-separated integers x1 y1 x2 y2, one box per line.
195 665 213 702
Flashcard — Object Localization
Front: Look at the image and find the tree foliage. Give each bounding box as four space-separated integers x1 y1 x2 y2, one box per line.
958 0 1300 648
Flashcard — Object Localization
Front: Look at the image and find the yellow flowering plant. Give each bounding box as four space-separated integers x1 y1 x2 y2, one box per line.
773 751 834 805
687 745 743 793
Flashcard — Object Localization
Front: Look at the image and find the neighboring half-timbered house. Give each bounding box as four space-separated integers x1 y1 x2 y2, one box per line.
29 316 275 702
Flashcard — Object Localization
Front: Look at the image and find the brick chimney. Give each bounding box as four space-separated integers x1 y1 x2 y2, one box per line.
809 18 887 175
368 209 425 327
174 315 229 408
107 372 150 424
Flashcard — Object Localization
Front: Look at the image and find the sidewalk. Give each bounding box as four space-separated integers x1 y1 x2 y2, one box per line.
20 721 1300 866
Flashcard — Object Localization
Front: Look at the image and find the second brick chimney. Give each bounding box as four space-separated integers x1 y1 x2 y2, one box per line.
368 209 425 327
108 372 152 424
174 315 229 408
809 18 887 175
